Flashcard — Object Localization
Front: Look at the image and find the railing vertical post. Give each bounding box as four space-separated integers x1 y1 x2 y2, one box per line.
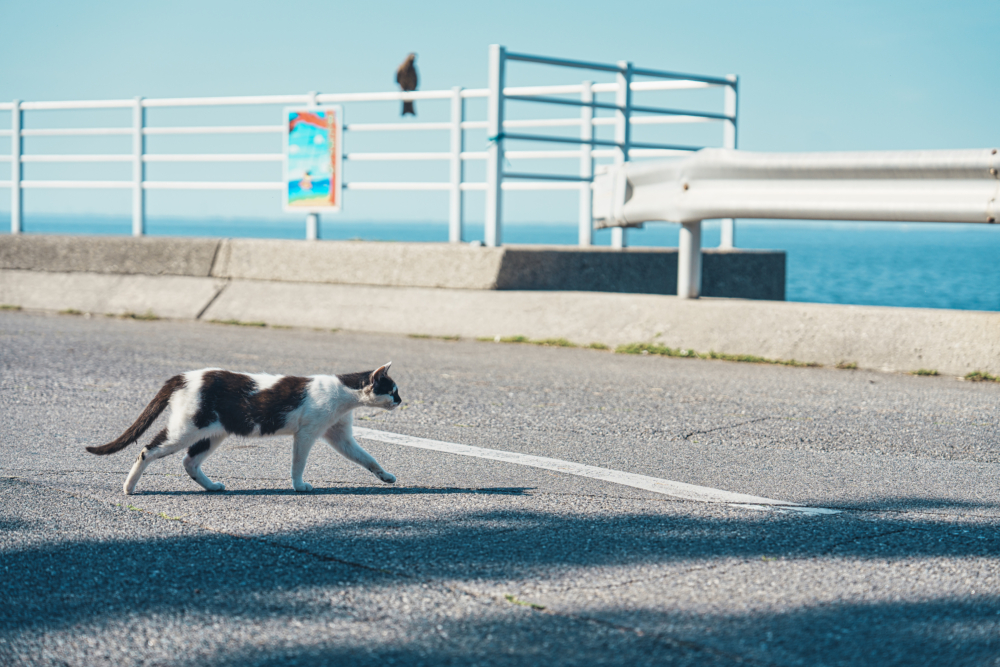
719 74 739 249
10 100 21 234
678 221 702 299
485 44 506 247
449 86 465 243
611 61 632 249
578 80 594 247
132 97 145 236
304 91 320 241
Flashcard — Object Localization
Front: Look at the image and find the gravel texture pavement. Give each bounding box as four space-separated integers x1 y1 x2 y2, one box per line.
1 310 998 666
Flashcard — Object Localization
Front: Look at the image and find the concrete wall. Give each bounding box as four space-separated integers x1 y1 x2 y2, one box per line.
0 235 784 299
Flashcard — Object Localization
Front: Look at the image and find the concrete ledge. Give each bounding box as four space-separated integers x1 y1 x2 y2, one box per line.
0 235 220 276
0 269 227 320
198 280 998 375
5 266 993 375
0 235 784 299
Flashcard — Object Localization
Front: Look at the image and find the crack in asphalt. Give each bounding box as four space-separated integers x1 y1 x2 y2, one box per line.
679 417 775 441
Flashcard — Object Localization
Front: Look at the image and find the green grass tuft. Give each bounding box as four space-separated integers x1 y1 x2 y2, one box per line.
0 304 22 311
965 370 1000 382
533 338 577 348
209 319 266 327
504 594 546 610
122 310 159 321
912 369 940 377
408 333 431 339
615 342 820 367
836 361 858 370
587 342 609 350
59 309 83 316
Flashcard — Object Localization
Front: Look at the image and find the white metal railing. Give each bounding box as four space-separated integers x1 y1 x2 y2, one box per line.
0 45 737 245
593 147 1000 298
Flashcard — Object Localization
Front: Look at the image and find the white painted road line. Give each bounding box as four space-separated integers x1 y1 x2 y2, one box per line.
355 428 841 516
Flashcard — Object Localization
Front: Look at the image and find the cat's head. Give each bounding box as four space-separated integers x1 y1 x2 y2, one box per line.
368 362 401 409
338 362 401 409
363 362 401 410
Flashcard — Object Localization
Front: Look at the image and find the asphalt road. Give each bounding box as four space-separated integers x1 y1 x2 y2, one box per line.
1 310 998 666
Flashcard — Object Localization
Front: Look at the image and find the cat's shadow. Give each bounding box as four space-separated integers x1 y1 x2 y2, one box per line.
139 486 533 497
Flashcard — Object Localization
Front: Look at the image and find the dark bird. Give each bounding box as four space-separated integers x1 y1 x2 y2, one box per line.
396 53 418 116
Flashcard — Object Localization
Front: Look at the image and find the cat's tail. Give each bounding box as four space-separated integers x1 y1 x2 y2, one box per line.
86 375 187 455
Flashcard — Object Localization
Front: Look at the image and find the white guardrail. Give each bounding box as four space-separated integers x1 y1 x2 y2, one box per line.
0 45 738 247
593 147 1000 298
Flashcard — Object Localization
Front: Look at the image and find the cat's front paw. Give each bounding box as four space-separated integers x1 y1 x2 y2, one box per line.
376 471 396 484
205 482 225 492
293 481 314 493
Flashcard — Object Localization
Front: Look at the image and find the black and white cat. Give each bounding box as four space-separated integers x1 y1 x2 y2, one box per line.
87 363 401 495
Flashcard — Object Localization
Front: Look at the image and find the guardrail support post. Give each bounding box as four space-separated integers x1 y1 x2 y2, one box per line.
305 90 320 241
678 221 702 298
612 61 632 249
11 100 21 234
132 97 145 236
720 75 738 249
578 81 594 246
449 86 465 243
485 44 506 247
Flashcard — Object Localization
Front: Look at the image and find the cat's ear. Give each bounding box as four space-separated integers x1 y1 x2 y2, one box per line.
370 362 392 383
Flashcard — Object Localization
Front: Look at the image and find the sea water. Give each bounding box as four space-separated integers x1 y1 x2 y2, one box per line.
10 216 1000 312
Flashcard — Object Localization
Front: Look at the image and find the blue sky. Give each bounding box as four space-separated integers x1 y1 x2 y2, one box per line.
1 0 997 223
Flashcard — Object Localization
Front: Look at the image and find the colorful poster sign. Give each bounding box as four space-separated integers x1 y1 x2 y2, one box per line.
283 106 342 212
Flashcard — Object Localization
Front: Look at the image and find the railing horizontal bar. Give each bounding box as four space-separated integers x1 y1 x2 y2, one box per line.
461 120 488 130
505 150 582 159
145 125 282 135
631 66 734 86
459 182 586 191
0 156 10 161
21 180 132 188
505 51 624 73
629 140 703 151
503 171 592 182
0 180 10 187
21 100 133 110
0 103 12 111
21 154 131 163
144 153 283 162
503 84 588 97
344 182 452 191
143 95 309 108
0 129 11 136
460 88 489 98
21 127 131 137
506 94 620 111
604 80 715 92
143 181 283 190
628 115 715 125
345 122 451 132
345 152 450 161
501 132 620 147
630 104 732 121
505 118 581 129
628 148 695 157
318 90 453 103
503 181 587 191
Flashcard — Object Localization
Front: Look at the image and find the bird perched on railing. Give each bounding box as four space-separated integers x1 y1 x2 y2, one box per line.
396 53 418 116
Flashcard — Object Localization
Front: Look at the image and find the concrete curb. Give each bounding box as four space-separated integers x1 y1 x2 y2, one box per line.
2 269 997 376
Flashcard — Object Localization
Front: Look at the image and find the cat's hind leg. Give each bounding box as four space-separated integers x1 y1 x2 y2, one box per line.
182 434 228 492
323 418 396 484
123 427 200 495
